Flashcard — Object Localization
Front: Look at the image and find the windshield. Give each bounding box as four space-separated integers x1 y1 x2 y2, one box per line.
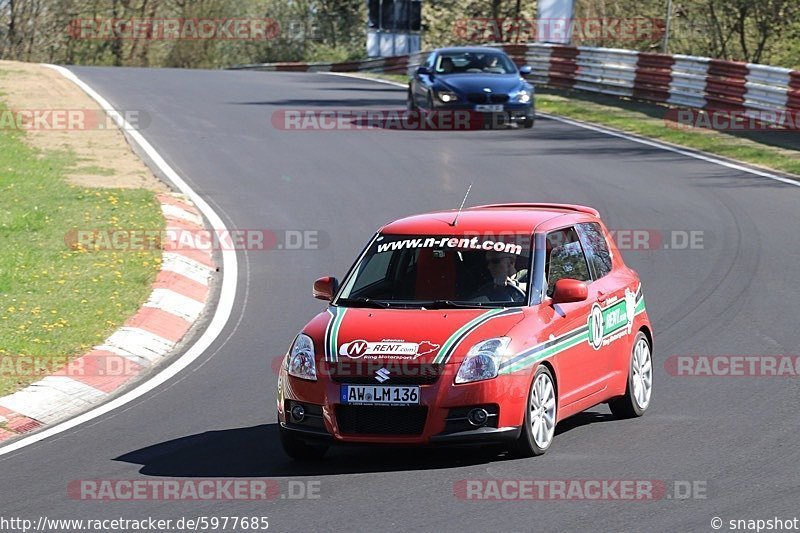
434 51 518 75
336 234 532 308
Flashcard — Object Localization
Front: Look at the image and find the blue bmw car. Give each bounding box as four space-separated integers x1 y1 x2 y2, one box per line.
408 47 535 128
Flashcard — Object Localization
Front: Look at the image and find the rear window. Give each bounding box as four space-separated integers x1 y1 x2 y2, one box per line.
577 222 613 279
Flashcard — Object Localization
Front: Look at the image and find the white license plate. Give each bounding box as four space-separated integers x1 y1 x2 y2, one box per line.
340 385 420 405
475 104 504 112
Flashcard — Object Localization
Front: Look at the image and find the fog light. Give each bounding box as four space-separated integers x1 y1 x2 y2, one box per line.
467 408 489 427
290 404 305 422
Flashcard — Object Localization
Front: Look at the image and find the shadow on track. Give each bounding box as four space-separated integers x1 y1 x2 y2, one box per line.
115 412 617 477
115 424 501 477
229 98 403 107
554 411 616 435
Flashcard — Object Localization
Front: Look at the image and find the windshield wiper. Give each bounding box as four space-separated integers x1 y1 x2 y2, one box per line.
338 298 509 310
424 300 503 309
337 297 391 309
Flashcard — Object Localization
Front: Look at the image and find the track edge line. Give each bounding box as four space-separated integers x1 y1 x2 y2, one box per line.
0 65 239 457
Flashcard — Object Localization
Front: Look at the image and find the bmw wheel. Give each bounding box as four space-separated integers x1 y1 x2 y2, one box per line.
609 332 652 418
515 365 557 457
407 88 417 111
425 91 435 115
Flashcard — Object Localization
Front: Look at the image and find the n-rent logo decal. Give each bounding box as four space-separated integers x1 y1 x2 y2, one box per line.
587 286 639 350
339 339 440 360
499 285 645 374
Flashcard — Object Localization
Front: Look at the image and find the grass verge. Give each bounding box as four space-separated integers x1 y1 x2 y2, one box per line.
0 103 163 396
359 72 408 85
536 89 800 177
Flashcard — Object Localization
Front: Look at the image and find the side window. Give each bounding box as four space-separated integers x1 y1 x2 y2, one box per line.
577 222 613 279
546 227 591 296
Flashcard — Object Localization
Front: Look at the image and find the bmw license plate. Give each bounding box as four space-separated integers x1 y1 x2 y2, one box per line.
340 385 420 405
475 104 504 112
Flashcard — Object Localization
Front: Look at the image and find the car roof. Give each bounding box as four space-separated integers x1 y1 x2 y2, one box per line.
432 46 510 55
380 203 600 235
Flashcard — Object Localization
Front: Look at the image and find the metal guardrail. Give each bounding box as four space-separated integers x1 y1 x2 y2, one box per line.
521 43 798 124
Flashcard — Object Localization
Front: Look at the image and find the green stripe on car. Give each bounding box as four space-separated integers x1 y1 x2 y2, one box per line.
433 308 508 364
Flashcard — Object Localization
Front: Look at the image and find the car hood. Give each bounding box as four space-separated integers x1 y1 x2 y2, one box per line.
315 306 526 365
438 74 525 94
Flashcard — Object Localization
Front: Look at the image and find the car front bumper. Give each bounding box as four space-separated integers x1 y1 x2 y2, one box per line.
280 420 522 447
277 362 530 445
430 101 534 127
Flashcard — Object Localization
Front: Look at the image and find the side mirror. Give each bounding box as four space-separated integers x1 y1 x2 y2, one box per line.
313 276 338 301
519 65 532 76
551 279 588 305
416 66 432 76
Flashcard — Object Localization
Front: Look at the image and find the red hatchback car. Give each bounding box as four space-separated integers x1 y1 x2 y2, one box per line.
277 203 653 459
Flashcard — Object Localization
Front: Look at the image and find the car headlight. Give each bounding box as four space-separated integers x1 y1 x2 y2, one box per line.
437 90 459 103
514 90 532 103
287 333 317 381
455 337 511 384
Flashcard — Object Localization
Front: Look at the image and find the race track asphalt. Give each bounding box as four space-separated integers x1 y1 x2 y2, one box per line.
1 67 798 532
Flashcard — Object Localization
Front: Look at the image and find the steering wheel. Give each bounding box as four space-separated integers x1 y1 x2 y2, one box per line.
508 284 526 302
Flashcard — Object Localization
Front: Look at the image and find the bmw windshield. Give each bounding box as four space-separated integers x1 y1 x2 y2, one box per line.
434 51 518 75
336 234 532 308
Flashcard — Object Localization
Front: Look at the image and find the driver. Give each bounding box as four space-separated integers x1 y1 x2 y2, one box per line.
472 250 525 302
482 55 500 71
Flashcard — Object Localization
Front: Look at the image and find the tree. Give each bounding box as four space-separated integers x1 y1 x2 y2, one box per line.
0 0 798 68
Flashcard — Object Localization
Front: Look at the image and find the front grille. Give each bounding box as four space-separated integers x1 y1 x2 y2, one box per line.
335 405 428 435
328 362 443 385
466 93 510 104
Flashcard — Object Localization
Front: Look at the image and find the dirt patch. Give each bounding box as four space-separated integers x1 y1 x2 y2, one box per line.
0 60 168 192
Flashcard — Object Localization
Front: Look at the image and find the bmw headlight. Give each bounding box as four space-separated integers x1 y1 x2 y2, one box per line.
437 90 459 103
514 90 532 104
287 333 317 381
455 337 511 384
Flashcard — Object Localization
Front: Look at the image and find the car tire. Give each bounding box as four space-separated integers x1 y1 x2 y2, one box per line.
425 92 435 114
522 117 534 128
514 365 557 457
279 426 329 461
609 331 653 419
407 88 417 111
